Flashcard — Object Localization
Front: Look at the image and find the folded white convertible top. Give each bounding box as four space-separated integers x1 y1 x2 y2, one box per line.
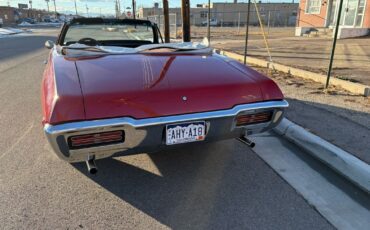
60 39 211 58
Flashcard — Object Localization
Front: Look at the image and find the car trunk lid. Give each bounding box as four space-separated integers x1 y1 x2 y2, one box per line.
75 53 265 120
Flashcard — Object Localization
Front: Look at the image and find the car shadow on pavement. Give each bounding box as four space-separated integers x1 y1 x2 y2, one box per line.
72 140 331 229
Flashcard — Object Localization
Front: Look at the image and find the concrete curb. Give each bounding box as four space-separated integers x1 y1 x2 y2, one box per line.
216 49 370 96
274 118 370 194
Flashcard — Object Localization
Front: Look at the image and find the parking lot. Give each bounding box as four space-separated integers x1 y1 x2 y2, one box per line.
1 29 369 229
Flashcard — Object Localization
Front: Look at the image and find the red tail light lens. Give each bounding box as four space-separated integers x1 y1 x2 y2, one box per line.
68 131 124 149
236 111 273 126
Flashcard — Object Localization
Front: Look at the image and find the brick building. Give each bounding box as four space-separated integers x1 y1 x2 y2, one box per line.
0 6 50 25
296 0 370 38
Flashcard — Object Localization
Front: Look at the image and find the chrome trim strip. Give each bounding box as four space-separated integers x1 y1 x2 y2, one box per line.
44 100 288 135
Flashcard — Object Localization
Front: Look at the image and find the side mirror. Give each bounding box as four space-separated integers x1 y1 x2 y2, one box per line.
45 40 55 49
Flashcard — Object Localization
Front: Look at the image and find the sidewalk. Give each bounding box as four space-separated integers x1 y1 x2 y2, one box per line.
253 65 370 165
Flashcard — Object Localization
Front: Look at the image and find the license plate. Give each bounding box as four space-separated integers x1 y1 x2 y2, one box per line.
166 121 206 145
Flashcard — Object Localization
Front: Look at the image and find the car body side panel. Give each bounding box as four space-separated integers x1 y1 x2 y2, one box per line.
41 50 85 125
41 53 55 125
218 57 284 101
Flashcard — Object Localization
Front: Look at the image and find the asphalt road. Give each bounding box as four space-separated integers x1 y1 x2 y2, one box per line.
0 31 334 229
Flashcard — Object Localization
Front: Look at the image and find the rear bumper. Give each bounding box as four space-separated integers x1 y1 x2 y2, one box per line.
44 100 288 162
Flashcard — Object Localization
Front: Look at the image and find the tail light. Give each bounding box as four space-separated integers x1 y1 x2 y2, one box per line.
236 111 273 126
68 130 124 149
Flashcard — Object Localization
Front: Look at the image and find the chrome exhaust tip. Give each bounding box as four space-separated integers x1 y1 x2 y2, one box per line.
86 155 98 174
237 136 256 148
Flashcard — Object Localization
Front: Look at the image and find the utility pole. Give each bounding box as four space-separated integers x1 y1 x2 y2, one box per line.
117 0 121 18
115 0 119 18
163 0 170 43
29 1 33 18
45 0 50 12
53 0 57 15
325 0 344 88
267 10 271 35
181 0 191 42
132 0 136 19
243 0 251 64
207 0 211 43
237 11 241 34
74 0 78 16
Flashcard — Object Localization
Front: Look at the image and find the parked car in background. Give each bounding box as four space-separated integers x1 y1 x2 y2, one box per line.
42 15 51 22
42 18 288 173
19 18 36 24
201 18 219 26
50 18 60 23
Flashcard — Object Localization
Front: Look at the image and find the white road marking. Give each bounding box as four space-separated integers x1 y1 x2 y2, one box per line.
0 122 34 160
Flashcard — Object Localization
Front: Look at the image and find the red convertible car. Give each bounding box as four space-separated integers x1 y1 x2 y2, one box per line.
42 18 288 173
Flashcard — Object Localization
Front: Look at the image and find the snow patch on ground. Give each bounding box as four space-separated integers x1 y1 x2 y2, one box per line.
18 22 62 27
3 27 24 33
0 28 17 35
18 22 33 26
0 27 33 38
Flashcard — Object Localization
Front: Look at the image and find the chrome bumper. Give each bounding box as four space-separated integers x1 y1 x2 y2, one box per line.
44 100 288 162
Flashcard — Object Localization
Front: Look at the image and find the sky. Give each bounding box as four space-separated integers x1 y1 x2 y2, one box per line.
0 0 296 16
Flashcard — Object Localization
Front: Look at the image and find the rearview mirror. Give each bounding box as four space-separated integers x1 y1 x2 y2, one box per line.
45 40 55 49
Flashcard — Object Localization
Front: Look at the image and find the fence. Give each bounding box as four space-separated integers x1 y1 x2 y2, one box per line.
188 10 296 27
141 6 370 89
147 13 178 39
144 9 297 40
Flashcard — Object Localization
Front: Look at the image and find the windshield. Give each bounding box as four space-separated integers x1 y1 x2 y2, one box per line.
62 21 156 46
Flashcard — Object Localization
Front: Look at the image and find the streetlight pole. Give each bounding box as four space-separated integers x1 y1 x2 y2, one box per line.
86 4 89 17
29 1 33 18
45 0 50 12
74 0 78 16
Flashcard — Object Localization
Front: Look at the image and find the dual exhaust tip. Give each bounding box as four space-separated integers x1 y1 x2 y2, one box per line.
85 136 254 174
